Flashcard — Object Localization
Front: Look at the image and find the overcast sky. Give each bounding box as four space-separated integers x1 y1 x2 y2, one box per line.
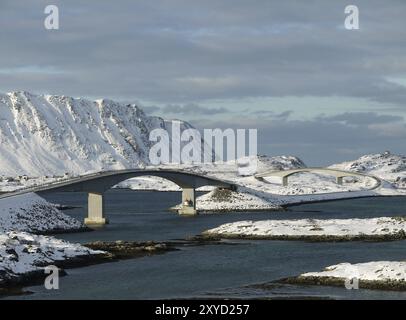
1 0 405 165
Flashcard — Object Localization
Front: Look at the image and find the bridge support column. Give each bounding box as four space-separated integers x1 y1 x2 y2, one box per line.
85 192 108 227
282 176 289 187
179 188 197 216
336 177 344 185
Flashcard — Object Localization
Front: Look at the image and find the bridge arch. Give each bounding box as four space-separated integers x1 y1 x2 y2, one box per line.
255 168 381 188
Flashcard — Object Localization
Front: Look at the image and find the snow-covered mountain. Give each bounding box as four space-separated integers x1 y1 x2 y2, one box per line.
0 91 210 176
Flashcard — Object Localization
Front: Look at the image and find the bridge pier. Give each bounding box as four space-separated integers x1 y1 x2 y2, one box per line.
84 192 108 227
179 188 197 215
336 176 344 185
282 176 289 187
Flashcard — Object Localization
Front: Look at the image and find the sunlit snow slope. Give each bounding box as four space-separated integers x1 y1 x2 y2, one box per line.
0 91 209 176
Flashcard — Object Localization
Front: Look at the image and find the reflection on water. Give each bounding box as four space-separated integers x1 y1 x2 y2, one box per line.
7 190 406 300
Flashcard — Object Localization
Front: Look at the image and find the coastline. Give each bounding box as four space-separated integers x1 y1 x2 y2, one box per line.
278 275 406 292
0 240 178 298
0 252 112 297
199 231 406 242
282 194 405 208
0 238 236 298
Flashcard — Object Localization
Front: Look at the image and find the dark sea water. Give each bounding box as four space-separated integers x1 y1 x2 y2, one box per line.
7 190 406 300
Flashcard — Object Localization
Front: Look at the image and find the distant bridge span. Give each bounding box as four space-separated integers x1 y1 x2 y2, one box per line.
255 167 381 189
0 169 235 226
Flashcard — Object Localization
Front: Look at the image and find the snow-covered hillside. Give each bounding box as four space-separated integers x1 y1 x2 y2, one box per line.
0 91 209 176
330 152 406 188
0 193 83 233
255 155 306 171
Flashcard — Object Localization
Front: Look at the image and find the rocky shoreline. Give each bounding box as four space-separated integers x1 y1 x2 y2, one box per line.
85 240 178 259
0 252 112 297
277 276 406 291
199 231 406 242
0 240 177 297
200 216 406 242
38 226 92 235
270 260 406 292
0 238 235 297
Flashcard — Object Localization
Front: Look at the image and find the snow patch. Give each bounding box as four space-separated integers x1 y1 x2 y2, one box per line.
0 193 83 233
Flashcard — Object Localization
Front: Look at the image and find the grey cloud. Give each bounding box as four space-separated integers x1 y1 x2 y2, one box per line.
1 0 406 105
317 112 404 126
1 0 406 164
249 109 293 120
161 103 228 115
141 105 161 115
274 111 293 119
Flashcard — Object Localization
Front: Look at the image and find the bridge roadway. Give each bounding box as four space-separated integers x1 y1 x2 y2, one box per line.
0 169 235 227
0 167 381 227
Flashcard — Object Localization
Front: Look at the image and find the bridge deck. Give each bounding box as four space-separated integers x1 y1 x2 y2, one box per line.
0 169 235 199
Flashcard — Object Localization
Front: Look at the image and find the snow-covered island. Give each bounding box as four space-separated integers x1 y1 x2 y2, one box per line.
0 232 106 291
280 261 406 291
0 193 110 294
201 217 406 241
0 193 85 233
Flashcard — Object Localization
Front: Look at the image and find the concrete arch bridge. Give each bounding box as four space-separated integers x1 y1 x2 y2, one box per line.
255 168 381 189
0 169 235 226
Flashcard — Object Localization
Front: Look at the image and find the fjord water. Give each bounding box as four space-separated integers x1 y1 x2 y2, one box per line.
11 190 406 300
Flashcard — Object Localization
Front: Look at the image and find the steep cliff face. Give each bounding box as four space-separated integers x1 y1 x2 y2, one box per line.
0 91 207 176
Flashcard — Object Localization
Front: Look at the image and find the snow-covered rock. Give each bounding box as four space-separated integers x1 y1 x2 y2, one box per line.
286 261 406 290
0 231 104 285
302 261 406 282
178 187 280 212
0 193 106 290
0 193 83 233
255 155 306 171
203 217 406 240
